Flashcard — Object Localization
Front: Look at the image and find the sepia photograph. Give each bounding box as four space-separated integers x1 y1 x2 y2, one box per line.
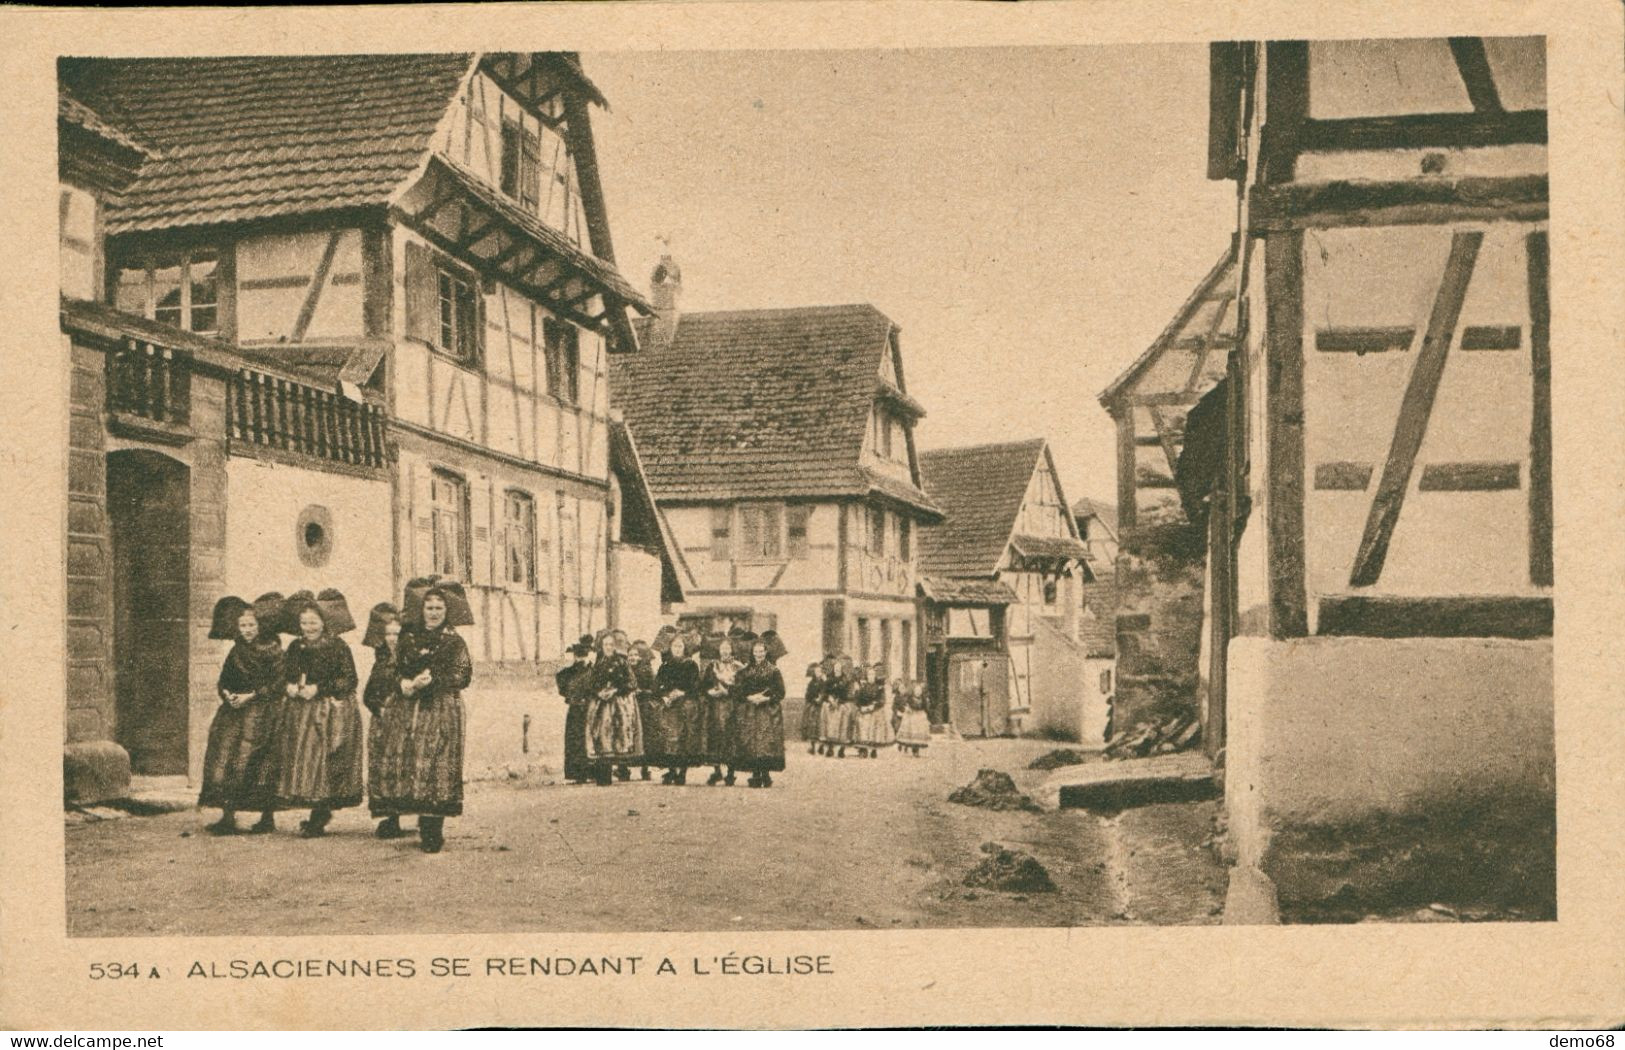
6 0 1623 1032
52 35 1556 936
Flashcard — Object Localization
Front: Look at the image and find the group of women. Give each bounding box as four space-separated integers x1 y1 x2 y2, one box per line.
198 582 473 853
798 659 932 759
555 629 788 789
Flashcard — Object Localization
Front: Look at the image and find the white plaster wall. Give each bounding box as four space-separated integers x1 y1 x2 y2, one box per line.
237 230 364 343
610 542 664 643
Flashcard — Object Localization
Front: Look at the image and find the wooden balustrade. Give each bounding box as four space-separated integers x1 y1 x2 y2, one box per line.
226 369 386 469
106 338 191 425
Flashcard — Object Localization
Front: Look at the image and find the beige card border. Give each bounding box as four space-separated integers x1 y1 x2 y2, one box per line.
3 0 1622 1031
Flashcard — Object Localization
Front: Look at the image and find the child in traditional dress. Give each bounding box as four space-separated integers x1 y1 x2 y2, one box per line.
363 603 411 838
800 661 826 755
199 597 282 835
651 633 701 784
700 638 743 786
623 640 657 782
821 656 858 758
895 677 931 757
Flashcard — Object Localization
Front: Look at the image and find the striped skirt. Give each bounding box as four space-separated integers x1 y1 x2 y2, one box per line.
647 696 700 765
798 699 823 742
821 701 857 744
586 694 644 762
369 692 466 817
732 700 785 772
896 708 931 747
855 706 895 747
272 694 364 810
198 698 279 810
700 695 737 764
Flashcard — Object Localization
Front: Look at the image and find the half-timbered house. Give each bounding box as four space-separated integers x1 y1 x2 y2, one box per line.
916 439 1100 742
59 53 677 797
607 258 942 694
1194 37 1554 920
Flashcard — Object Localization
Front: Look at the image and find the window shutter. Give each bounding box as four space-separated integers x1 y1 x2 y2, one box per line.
470 475 493 587
711 505 732 561
474 280 488 363
411 462 435 576
404 241 438 345
787 505 810 560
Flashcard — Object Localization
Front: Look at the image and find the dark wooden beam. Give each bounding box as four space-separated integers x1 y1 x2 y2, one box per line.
1208 42 1247 181
1116 410 1137 532
1265 229 1308 637
1129 391 1205 407
456 218 502 253
1417 461 1521 491
1349 231 1482 587
1147 404 1184 477
1250 175 1548 231
1527 230 1553 587
488 237 534 272
1460 324 1522 351
1298 110 1545 152
1318 594 1552 639
1261 41 1309 185
290 230 343 343
1447 37 1505 114
1314 462 1373 491
1316 326 1415 354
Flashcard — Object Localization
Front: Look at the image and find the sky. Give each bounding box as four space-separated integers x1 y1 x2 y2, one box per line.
582 44 1237 510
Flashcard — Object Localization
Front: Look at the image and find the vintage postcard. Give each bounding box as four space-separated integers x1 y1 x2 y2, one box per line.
1 0 1622 1031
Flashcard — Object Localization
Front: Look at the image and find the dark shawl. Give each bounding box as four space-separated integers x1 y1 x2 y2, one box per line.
584 652 635 700
281 634 358 700
654 655 700 699
734 660 786 705
396 623 473 702
363 644 398 714
217 636 284 700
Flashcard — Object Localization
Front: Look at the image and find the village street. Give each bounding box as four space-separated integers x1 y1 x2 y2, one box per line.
66 738 1226 937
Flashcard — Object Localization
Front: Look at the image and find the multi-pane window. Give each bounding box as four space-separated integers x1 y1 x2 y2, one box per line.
709 505 732 561
116 251 219 334
738 503 783 561
437 268 479 362
544 317 580 404
787 505 811 560
503 490 536 589
430 470 469 581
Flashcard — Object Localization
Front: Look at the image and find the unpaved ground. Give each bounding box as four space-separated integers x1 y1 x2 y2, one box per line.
67 738 1225 937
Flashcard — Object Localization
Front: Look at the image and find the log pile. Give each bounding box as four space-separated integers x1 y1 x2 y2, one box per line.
1104 712 1202 760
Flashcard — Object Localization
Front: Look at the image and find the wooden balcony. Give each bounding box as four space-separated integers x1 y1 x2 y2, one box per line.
226 369 387 473
105 337 192 444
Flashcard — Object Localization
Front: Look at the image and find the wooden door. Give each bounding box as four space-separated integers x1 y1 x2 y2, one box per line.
947 653 1012 737
107 450 191 776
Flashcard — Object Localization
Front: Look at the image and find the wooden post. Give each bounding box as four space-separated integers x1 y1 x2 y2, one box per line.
1262 42 1309 185
1264 229 1308 638
1527 230 1553 587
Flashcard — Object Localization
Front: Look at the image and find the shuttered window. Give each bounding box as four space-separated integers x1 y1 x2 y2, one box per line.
710 505 732 561
501 119 542 212
738 503 783 561
504 489 537 589
405 241 481 363
867 506 886 557
544 317 580 404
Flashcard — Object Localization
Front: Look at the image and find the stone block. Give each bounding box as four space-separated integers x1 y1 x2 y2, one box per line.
67 622 105 661
68 450 105 496
66 662 106 705
68 497 106 537
69 410 103 451
66 578 107 618
63 740 131 804
66 704 104 743
66 539 105 578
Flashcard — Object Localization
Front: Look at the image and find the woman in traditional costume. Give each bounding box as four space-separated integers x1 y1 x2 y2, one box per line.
199 596 283 835
622 640 657 782
895 678 931 757
362 603 412 839
272 596 362 837
853 663 889 759
699 638 744 786
555 634 596 784
800 661 826 755
650 633 700 784
584 630 641 787
732 639 787 788
820 657 856 758
385 587 474 853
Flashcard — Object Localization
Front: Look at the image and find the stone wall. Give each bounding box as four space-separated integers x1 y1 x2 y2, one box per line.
1111 518 1206 734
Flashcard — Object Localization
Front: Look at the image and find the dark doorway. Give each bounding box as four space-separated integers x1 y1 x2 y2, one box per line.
107 449 191 775
948 653 1011 738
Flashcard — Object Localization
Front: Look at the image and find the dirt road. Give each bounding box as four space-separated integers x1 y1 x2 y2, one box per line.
67 738 1225 936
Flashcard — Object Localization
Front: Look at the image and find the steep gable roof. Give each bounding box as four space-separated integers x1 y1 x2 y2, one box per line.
916 438 1048 578
1099 243 1238 407
1071 495 1119 537
61 53 476 234
608 305 938 514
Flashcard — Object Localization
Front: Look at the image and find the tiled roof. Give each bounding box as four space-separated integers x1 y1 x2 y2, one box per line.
1071 495 1118 534
59 87 153 158
919 576 1018 606
1079 570 1118 657
62 53 476 233
609 305 939 514
916 439 1047 578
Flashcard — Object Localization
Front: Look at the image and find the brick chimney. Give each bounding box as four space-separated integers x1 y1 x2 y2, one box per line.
650 244 682 346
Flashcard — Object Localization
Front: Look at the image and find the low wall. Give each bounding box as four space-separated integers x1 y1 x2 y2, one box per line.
1224 636 1555 921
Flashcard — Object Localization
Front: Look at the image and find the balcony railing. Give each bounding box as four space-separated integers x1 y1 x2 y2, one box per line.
107 338 191 426
227 369 386 470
